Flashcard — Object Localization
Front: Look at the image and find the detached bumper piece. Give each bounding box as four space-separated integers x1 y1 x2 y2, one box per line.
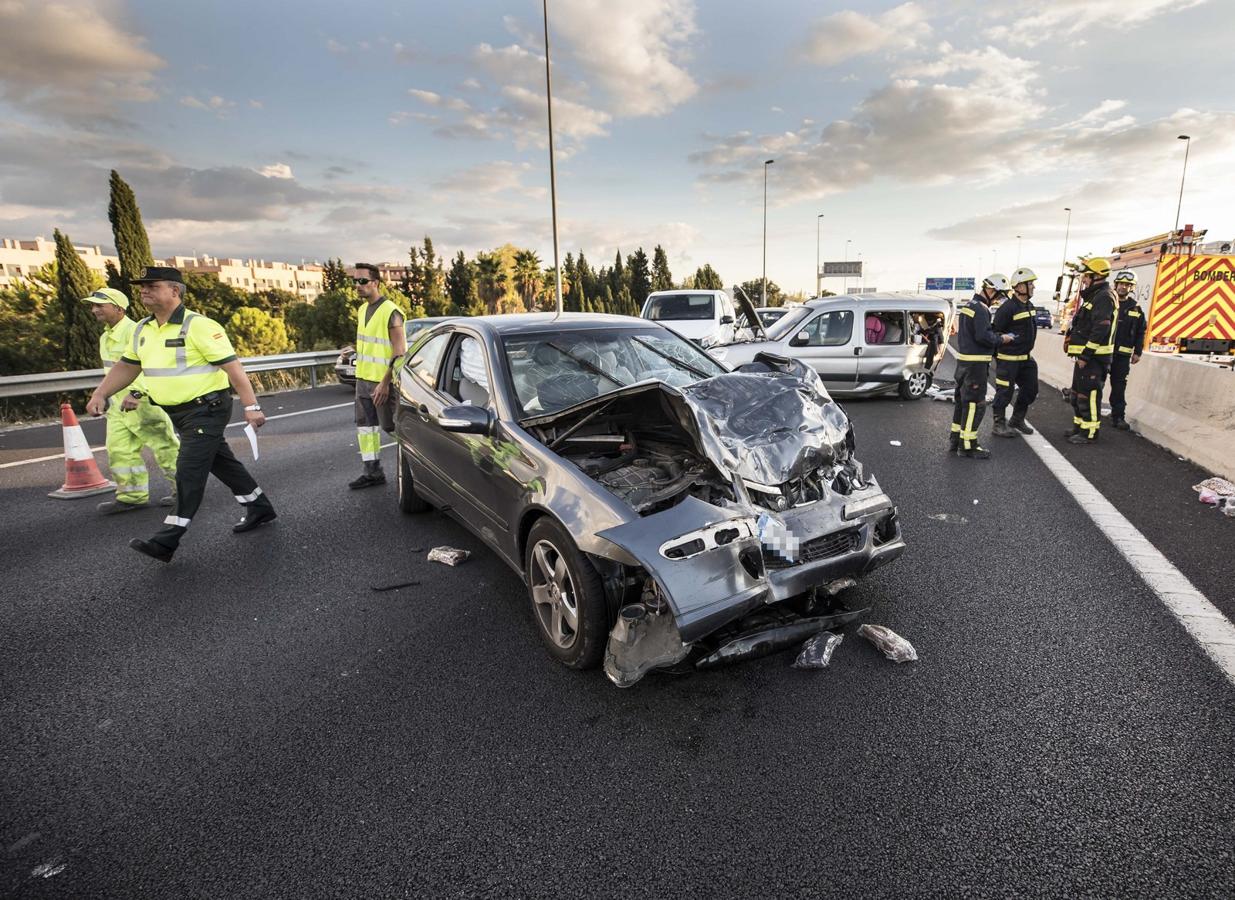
694 607 868 670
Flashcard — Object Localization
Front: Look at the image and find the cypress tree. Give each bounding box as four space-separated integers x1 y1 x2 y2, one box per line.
107 170 155 315
628 248 651 311
54 229 103 370
651 245 673 291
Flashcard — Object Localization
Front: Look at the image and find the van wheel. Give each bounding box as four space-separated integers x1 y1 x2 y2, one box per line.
899 370 931 400
396 443 432 513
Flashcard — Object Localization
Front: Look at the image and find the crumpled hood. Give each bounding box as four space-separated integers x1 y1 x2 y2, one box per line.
523 356 851 486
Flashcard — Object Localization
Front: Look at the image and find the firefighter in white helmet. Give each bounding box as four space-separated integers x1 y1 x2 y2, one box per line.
990 267 1041 437
949 274 1014 458
1107 269 1146 430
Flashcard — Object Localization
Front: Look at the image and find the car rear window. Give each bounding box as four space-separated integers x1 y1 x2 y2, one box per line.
644 294 715 321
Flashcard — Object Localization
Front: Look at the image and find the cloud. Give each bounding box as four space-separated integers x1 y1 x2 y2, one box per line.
259 163 294 179
326 38 348 55
248 99 264 109
431 160 547 200
407 88 471 112
984 0 1209 45
0 0 164 122
550 0 699 116
799 3 931 67
693 45 1046 197
180 94 235 114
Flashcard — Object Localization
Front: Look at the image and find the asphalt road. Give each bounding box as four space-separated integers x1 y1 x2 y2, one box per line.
3 378 1234 898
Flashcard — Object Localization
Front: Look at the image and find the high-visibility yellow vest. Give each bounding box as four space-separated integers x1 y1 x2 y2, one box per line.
100 316 150 394
122 305 234 405
354 299 399 382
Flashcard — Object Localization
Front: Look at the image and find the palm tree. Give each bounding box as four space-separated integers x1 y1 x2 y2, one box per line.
475 252 507 315
538 266 568 311
512 249 542 312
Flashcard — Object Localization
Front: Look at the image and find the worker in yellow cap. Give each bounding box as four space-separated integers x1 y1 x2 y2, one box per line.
82 288 179 514
1065 258 1118 445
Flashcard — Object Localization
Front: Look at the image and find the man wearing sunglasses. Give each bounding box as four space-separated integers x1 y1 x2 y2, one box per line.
349 263 407 489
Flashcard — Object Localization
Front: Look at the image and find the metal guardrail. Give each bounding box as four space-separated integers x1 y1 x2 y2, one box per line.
0 350 340 399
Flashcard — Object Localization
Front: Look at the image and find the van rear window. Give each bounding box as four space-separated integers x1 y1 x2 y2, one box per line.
644 294 715 321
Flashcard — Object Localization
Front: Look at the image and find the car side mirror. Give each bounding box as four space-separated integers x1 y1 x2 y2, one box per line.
437 404 491 434
789 331 809 347
719 314 735 325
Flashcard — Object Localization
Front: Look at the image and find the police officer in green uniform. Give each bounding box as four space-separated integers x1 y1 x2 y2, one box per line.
86 266 276 562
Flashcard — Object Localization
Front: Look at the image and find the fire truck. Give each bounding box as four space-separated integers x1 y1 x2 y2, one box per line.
1058 226 1235 355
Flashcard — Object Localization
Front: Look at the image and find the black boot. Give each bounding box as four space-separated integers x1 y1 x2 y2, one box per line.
1068 432 1098 445
958 444 991 459
234 498 278 533
1009 414 1034 435
992 416 1017 438
1112 417 1131 431
947 434 960 454
349 460 387 489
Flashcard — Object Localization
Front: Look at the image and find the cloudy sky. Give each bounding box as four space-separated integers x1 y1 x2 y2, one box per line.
1 0 1232 293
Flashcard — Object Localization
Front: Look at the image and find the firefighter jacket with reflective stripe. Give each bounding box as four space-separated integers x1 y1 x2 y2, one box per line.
120 305 236 405
1069 280 1118 361
954 295 1000 361
992 297 1037 358
100 316 150 395
354 299 400 383
1114 297 1146 355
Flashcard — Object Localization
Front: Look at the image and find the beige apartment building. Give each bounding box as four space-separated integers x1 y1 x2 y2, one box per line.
0 237 119 289
0 238 324 300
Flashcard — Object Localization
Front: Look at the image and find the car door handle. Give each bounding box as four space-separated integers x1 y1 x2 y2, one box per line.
416 403 429 420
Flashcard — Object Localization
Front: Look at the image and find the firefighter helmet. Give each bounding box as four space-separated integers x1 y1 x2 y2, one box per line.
1011 267 1037 287
1113 269 1137 285
1081 257 1111 278
982 273 1010 292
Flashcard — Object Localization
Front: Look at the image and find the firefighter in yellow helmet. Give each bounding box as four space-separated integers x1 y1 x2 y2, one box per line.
949 274 1015 458
990 267 1040 438
1107 269 1146 430
1066 258 1118 444
82 287 180 514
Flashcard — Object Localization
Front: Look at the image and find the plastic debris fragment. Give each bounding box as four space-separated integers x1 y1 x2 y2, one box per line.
696 608 868 670
1194 477 1235 500
427 547 470 566
889 440 902 447
928 513 968 524
604 602 690 688
857 623 918 663
793 632 843 669
371 581 421 592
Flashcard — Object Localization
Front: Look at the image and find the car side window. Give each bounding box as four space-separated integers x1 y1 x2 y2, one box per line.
864 311 906 345
444 335 492 408
803 310 854 346
407 332 450 390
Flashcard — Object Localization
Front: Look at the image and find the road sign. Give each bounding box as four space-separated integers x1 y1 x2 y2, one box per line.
954 277 976 291
924 277 954 291
822 261 863 277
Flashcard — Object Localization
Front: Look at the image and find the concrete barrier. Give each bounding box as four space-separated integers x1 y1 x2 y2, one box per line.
1033 332 1235 480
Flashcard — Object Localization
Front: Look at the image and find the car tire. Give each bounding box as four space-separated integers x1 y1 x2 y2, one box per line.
898 370 930 400
525 518 608 670
396 442 432 514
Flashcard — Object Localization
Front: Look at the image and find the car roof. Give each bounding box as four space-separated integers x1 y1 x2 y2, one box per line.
452 312 662 337
803 293 954 312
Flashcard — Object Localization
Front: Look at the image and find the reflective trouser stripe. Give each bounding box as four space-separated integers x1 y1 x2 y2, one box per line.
1118 346 1134 353
1066 345 1084 355
961 403 978 448
164 516 191 528
950 423 961 433
357 425 381 461
996 353 1029 361
235 486 264 504
994 378 1010 386
955 353 992 362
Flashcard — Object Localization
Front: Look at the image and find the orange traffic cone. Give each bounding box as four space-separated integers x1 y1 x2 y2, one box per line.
48 403 115 499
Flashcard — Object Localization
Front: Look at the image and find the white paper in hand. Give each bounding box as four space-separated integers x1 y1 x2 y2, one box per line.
243 423 259 460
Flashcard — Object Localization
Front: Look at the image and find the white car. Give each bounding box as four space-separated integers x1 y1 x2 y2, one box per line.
640 289 740 349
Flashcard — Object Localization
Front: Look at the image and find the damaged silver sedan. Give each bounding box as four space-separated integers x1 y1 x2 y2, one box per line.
393 313 905 686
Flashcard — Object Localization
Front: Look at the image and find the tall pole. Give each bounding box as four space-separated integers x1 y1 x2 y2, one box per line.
1058 207 1072 306
1015 235 1022 269
844 239 852 294
1173 134 1191 236
815 213 823 298
543 0 563 319
762 159 774 305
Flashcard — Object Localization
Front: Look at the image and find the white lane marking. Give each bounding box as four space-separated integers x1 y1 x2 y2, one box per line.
0 401 353 470
1020 423 1235 685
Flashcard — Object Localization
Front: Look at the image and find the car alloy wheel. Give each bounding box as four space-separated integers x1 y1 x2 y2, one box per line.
900 370 930 400
529 539 579 650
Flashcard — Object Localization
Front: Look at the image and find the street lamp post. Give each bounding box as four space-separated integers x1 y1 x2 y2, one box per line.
1015 235 1022 269
542 0 563 319
844 239 852 294
815 213 824 298
1057 206 1072 306
762 159 774 305
1173 134 1192 237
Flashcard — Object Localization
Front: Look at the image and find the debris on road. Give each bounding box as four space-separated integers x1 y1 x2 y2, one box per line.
428 547 470 566
31 861 66 879
371 581 422 592
793 631 843 669
889 440 902 447
695 608 868 670
928 513 969 524
925 385 953 402
604 602 691 688
857 624 918 663
1194 477 1235 500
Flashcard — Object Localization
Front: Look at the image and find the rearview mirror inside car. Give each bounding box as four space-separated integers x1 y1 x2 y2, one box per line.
437 404 491 434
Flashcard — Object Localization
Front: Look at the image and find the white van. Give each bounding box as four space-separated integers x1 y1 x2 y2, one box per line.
640 289 738 348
